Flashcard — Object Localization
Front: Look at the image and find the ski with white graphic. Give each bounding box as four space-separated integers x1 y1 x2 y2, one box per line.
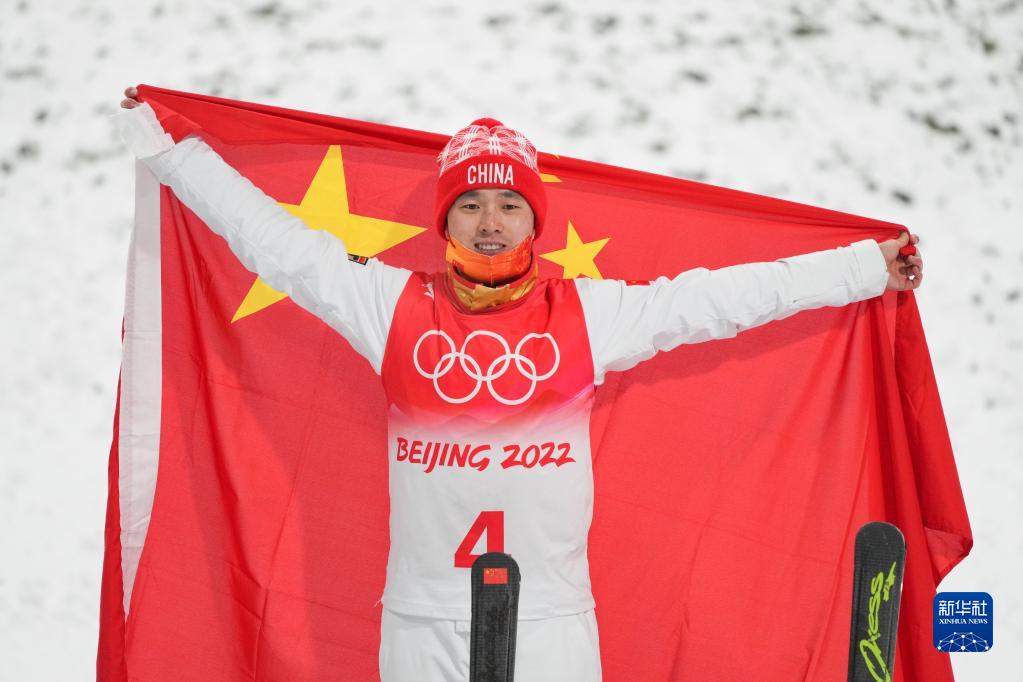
848 521 906 682
469 552 521 682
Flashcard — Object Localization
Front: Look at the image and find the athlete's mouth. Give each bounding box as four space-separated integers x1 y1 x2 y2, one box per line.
474 241 508 255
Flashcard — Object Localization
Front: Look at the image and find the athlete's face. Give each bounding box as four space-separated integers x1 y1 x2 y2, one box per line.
445 189 535 255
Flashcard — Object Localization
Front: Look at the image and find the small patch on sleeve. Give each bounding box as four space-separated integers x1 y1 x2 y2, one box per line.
347 253 369 265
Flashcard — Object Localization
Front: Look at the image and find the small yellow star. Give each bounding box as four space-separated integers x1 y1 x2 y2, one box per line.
539 222 610 279
231 145 426 322
540 153 561 183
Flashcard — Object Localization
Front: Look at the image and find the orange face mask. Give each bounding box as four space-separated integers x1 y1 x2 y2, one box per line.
445 234 534 286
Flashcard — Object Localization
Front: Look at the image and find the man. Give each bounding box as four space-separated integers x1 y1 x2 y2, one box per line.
115 86 922 681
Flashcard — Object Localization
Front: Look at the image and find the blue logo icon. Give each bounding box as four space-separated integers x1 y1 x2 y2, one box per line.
933 592 993 652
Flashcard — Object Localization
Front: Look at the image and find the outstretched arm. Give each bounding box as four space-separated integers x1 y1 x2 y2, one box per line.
576 237 908 385
111 91 411 373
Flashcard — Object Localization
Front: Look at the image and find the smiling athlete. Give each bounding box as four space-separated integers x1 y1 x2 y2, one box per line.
115 86 922 682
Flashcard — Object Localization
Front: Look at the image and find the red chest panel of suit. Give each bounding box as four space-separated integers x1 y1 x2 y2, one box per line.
381 272 595 427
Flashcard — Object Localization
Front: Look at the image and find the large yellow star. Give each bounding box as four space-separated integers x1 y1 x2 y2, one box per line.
231 145 426 322
539 222 610 279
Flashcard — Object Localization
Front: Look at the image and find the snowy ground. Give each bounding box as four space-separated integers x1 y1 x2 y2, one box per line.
1 0 1020 679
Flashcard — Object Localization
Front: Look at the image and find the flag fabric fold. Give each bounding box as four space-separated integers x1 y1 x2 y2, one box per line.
99 84 971 681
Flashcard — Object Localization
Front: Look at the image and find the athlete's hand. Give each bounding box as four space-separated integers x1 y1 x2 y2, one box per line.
879 231 922 291
121 86 142 109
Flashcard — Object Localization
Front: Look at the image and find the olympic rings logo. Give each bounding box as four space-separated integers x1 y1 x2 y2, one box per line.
412 329 560 405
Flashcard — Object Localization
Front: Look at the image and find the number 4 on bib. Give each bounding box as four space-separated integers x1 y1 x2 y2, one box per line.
455 511 505 568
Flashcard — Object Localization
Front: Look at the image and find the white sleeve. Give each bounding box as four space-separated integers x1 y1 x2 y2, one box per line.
575 239 890 385
110 103 412 374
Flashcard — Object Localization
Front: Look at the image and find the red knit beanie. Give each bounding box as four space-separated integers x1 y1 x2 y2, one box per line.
434 118 547 238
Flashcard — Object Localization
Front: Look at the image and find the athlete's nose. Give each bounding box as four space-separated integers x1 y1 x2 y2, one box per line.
478 205 503 234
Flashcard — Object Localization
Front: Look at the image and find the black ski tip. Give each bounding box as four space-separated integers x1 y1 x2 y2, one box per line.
855 521 906 554
848 522 907 682
470 553 521 682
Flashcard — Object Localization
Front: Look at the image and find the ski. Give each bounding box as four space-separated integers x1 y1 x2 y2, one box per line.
848 521 907 682
469 552 521 682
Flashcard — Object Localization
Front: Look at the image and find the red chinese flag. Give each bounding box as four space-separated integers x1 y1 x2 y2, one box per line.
98 85 971 681
484 568 509 585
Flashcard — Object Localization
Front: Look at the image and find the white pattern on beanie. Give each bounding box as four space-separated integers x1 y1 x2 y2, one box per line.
436 118 539 175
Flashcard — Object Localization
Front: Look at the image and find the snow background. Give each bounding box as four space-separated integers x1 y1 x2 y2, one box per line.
1 0 1019 678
